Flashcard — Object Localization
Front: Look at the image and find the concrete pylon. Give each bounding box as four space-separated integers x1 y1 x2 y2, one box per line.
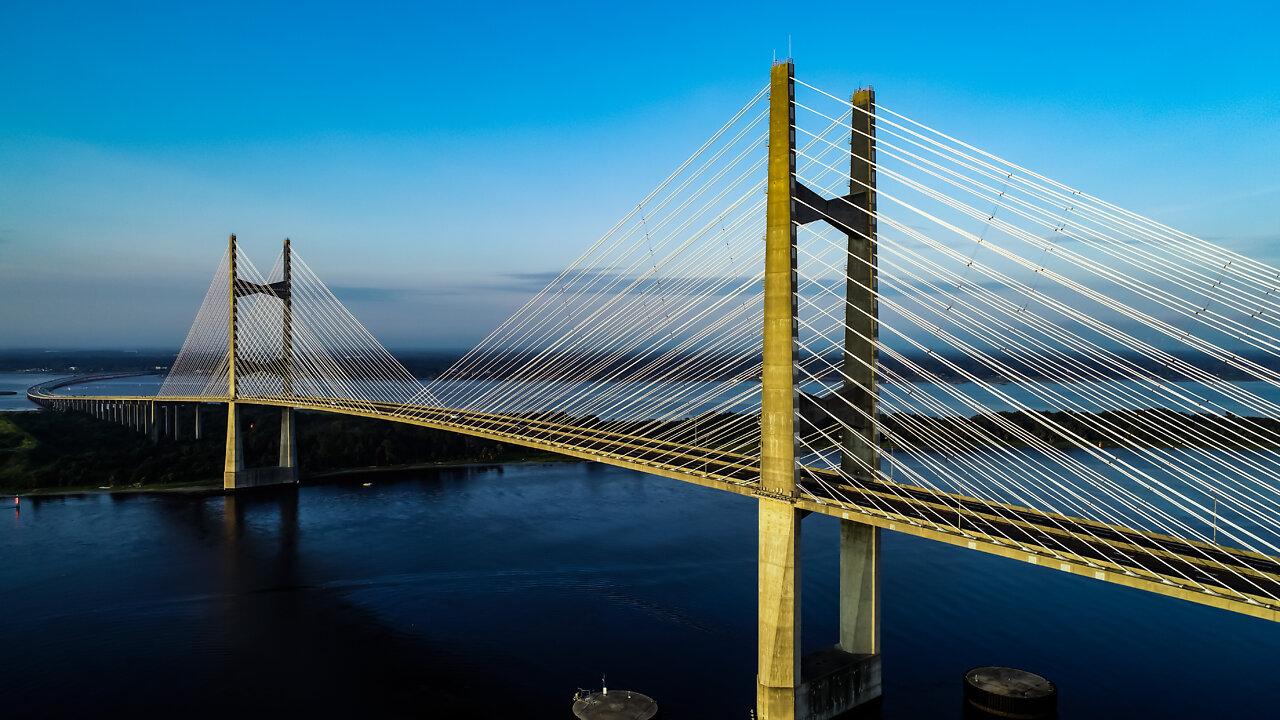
757 59 802 720
223 234 245 490
757 61 882 720
222 235 301 490
837 87 883 669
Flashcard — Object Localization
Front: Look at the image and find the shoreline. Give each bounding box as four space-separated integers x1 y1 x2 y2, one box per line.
4 456 582 499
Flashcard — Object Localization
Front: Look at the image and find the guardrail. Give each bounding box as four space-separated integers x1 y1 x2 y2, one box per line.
26 372 162 407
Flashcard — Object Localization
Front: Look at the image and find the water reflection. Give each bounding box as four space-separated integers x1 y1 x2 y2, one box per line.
4 464 1280 719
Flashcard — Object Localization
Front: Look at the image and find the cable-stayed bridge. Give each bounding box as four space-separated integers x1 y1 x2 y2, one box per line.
27 62 1280 719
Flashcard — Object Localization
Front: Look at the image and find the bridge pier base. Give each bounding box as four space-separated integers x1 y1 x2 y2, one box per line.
223 403 300 490
757 506 883 720
798 519 882 718
757 499 801 719
799 648 881 720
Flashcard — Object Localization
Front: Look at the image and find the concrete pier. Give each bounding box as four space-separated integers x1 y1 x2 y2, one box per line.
963 666 1057 718
572 690 658 720
799 648 881 719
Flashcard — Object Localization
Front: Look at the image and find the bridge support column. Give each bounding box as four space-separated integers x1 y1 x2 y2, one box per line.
279 407 299 483
840 522 880 655
223 402 244 490
194 405 202 440
758 499 802 718
148 402 158 443
812 83 885 716
173 405 182 441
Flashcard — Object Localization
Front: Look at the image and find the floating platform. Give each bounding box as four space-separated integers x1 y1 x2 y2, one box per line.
963 666 1057 718
571 689 658 719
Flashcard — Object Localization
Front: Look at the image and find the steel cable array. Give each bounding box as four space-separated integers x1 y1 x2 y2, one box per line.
787 78 1280 605
151 75 1280 611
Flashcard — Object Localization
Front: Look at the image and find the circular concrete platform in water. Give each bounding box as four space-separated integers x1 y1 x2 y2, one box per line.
963 666 1057 718
571 690 658 719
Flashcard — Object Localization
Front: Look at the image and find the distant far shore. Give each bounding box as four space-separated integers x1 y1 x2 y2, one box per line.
6 348 1280 384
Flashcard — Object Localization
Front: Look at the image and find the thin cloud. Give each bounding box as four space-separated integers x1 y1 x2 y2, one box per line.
330 286 412 302
330 284 470 302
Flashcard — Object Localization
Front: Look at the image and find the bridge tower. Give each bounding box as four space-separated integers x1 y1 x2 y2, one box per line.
757 61 881 720
223 234 300 490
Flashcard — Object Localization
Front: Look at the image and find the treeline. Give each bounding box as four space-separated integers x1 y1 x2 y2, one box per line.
0 411 219 491
297 411 543 472
0 406 552 492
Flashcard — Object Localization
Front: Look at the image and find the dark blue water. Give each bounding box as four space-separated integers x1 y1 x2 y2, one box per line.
0 373 66 411
3 462 1280 718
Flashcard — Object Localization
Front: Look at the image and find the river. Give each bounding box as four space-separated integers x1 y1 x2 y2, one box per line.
3 461 1280 718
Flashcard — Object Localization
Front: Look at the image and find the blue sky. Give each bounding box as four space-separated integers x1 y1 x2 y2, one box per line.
2 0 1277 350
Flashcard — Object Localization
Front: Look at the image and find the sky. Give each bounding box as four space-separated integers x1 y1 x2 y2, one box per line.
1 0 1277 351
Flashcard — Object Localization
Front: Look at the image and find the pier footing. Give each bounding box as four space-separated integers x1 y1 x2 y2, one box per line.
227 466 299 489
572 689 658 719
799 647 881 719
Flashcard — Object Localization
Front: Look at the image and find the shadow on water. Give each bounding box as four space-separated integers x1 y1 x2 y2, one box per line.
11 461 1280 719
5 485 534 720
214 491 527 718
